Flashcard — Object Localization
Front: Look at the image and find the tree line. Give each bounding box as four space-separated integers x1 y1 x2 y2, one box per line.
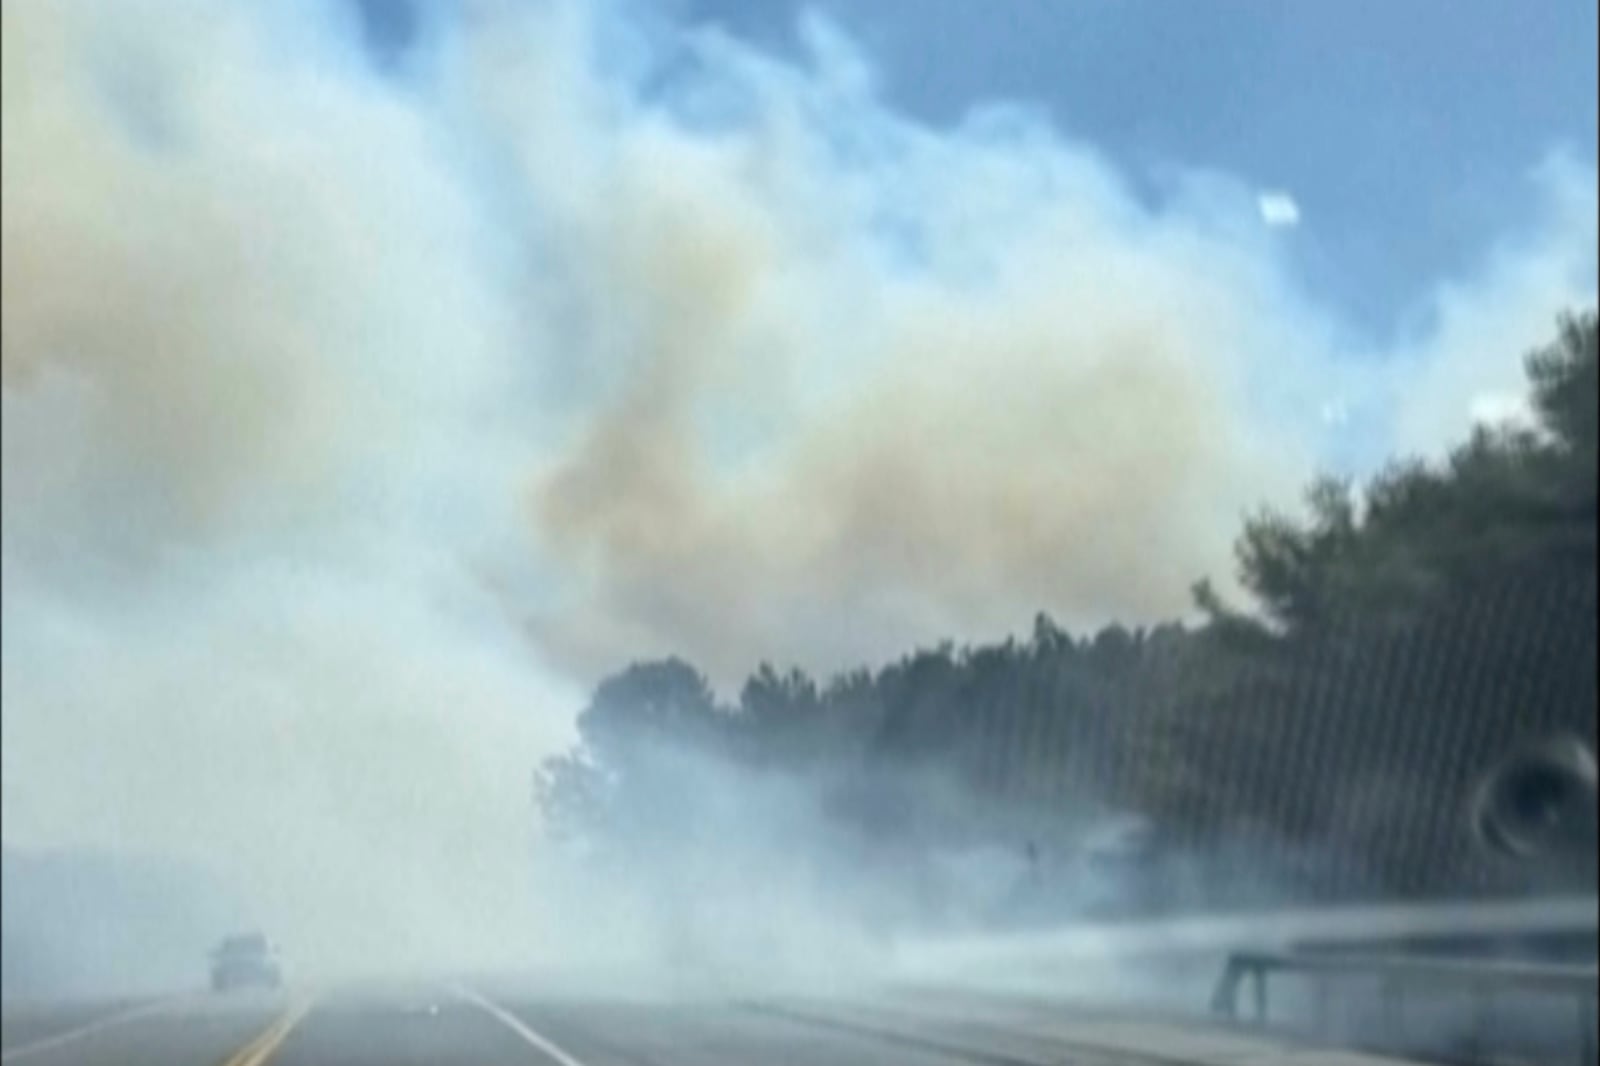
536 310 1597 924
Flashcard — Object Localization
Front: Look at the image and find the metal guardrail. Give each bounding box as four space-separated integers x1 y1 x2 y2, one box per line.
1211 950 1598 1065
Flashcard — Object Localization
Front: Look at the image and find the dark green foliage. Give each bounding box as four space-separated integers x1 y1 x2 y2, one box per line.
537 312 1598 911
577 657 722 767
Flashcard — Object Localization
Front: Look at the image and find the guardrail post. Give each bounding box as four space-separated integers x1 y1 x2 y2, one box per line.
1380 976 1402 1046
1210 956 1243 1021
1470 981 1491 1057
1209 943 1597 1060
1580 993 1595 1066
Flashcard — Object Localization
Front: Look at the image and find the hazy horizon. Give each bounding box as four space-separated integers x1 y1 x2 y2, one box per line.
3 0 1596 992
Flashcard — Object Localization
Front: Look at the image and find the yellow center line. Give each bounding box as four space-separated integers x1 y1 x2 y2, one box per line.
220 997 315 1066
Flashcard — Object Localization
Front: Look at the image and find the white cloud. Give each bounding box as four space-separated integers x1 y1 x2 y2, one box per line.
1468 391 1534 431
1386 154 1598 457
1257 190 1301 228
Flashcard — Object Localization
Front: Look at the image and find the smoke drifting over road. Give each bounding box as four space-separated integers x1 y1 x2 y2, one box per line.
2 0 1595 990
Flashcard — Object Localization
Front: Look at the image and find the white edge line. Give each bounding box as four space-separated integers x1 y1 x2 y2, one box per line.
0 994 191 1062
453 984 588 1066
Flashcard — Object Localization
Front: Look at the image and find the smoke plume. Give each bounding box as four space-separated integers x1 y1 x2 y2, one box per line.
2 0 1595 985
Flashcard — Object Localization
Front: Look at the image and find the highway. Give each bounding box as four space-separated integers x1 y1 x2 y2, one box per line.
1 980 1424 1066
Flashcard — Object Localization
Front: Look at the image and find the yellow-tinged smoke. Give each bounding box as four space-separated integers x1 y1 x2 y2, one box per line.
1 0 1593 984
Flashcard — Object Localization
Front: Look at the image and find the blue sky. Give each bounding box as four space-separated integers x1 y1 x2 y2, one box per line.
356 0 1598 339
665 0 1599 342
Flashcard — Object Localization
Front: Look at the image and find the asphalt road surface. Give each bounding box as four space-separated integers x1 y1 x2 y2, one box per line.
0 981 1428 1066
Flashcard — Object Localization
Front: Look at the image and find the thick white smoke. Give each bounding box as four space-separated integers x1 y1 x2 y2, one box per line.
2 0 1595 986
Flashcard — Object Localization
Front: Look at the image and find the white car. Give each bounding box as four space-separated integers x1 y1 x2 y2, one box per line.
209 933 282 992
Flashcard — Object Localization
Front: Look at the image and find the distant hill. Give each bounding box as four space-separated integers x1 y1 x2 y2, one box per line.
1 846 245 1001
